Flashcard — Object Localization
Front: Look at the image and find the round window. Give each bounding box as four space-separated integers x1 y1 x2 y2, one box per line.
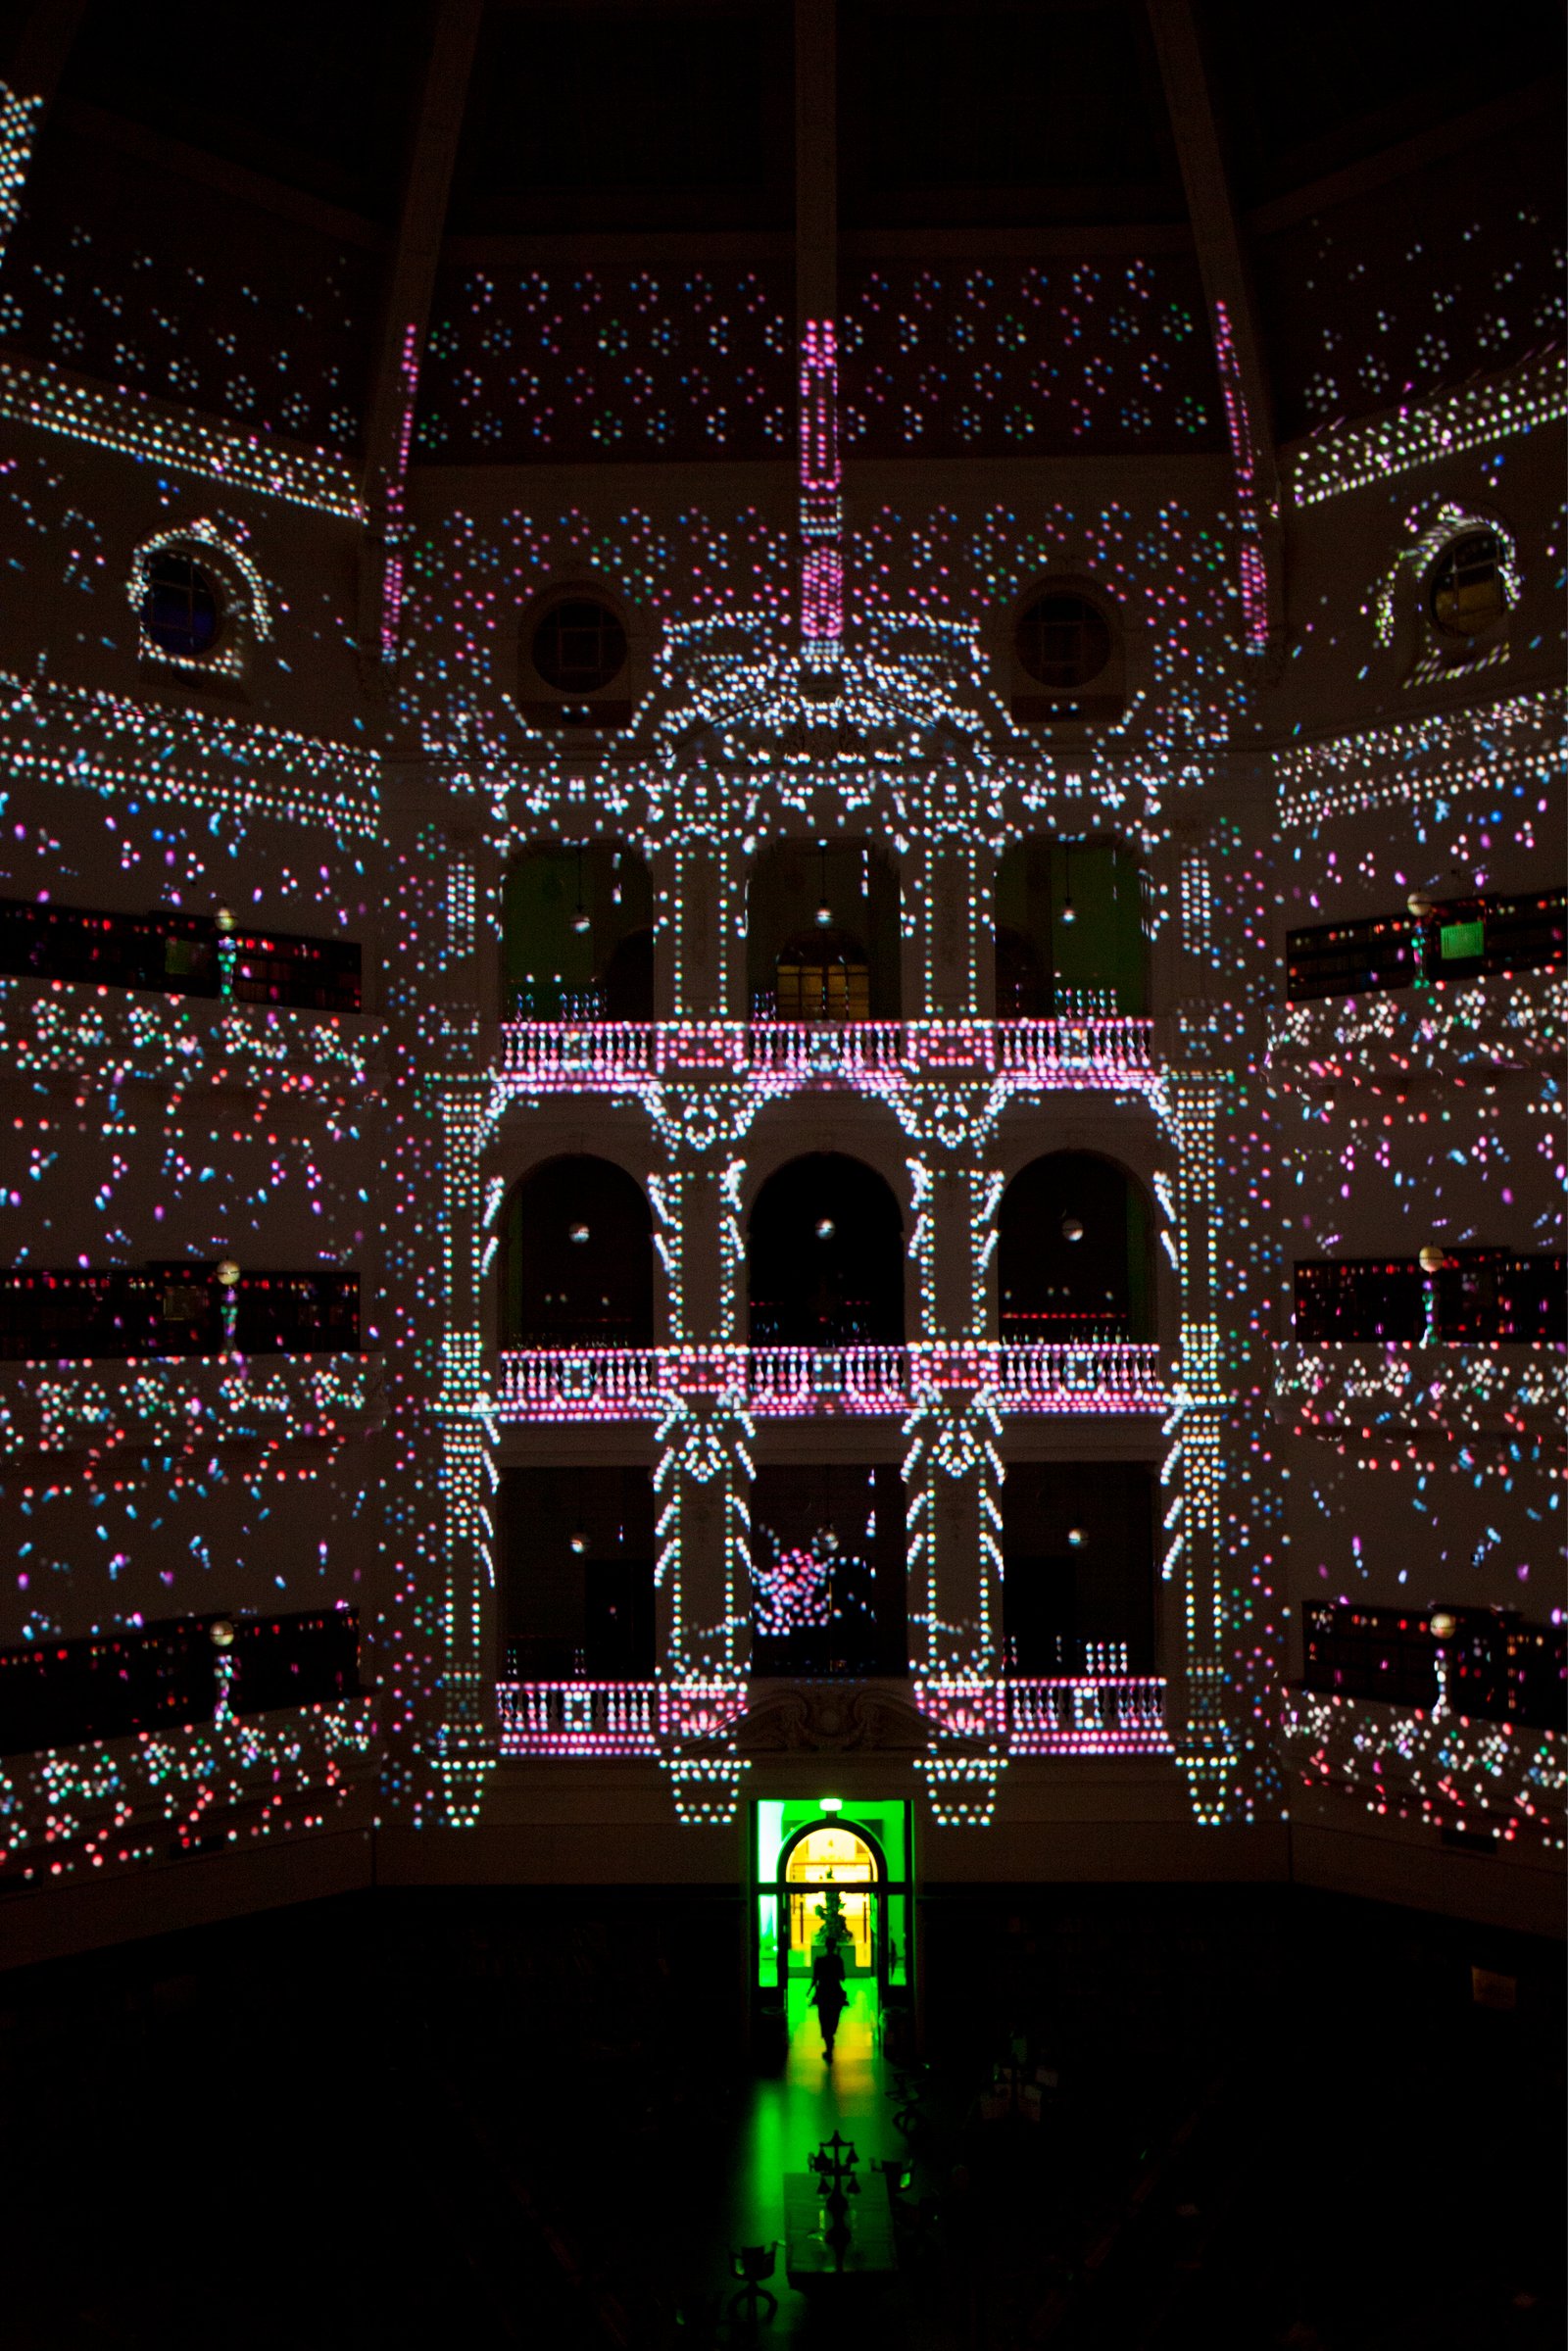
141 553 222 659
1014 592 1111 690
1428 530 1506 639
532 598 628 693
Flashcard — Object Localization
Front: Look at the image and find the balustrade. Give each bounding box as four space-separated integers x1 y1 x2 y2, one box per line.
494 1672 1170 1758
494 1341 1168 1421
496 1014 1156 1099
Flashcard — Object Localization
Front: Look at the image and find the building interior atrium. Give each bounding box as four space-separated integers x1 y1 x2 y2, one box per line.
0 1 1561 2343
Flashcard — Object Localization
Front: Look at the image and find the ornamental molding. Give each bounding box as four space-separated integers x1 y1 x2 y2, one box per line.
738 1677 928 1754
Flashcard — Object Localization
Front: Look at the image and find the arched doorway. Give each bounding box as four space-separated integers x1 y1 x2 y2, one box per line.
498 1155 655 1347
998 1151 1152 1342
746 839 902 1018
994 837 1145 1016
748 1152 905 1347
786 1822 878 1975
502 842 654 1020
752 1798 915 2063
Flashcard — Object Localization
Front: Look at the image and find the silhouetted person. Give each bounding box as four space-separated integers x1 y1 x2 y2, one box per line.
809 1945 848 2062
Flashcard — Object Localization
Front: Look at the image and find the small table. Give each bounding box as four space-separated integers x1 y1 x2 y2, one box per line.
783 2171 899 2289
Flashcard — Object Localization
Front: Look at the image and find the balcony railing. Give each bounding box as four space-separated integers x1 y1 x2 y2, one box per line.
496 1015 1157 1099
494 1341 1169 1422
495 1673 1171 1758
1274 1341 1566 1434
1005 1676 1170 1753
1267 967 1564 1092
496 1680 661 1754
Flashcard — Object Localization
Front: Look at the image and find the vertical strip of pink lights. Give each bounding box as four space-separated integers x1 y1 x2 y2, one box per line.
799 318 843 649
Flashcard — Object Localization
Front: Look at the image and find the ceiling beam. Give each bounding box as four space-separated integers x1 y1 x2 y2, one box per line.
1 0 86 269
360 0 483 680
796 0 837 324
1147 0 1285 669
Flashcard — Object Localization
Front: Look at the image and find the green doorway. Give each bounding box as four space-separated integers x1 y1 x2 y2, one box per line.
751 1797 914 2064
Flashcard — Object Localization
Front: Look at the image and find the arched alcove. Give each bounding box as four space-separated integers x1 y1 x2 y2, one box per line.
502 842 654 1020
748 1152 905 1347
994 838 1145 1016
747 840 901 1018
998 1151 1152 1342
498 1155 655 1347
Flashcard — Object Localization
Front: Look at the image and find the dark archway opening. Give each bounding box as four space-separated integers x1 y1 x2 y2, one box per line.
499 1156 655 1347
750 1461 907 1679
748 1152 905 1347
998 1151 1152 1343
747 840 901 1018
995 838 1145 1017
1003 1460 1155 1676
503 843 654 1020
501 1464 656 1681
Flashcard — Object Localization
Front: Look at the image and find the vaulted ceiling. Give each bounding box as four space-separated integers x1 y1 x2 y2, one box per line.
0 0 1560 464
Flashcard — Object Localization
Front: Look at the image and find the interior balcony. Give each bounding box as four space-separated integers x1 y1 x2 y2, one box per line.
494 1454 1171 1761
495 1007 1159 1102
1280 1251 1566 1436
494 1340 1170 1422
1268 963 1565 1094
0 971 381 1106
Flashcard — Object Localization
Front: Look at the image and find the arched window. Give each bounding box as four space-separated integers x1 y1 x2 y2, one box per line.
499 1156 655 1347
998 1151 1152 1342
775 923 869 1020
1427 528 1508 639
748 1153 904 1347
129 524 270 679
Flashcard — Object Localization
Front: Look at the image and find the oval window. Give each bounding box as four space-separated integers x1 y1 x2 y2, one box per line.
141 553 222 659
532 598 628 693
1428 530 1506 639
1014 592 1111 690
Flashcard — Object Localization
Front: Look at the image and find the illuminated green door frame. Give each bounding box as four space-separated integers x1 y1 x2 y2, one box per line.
753 1796 914 2006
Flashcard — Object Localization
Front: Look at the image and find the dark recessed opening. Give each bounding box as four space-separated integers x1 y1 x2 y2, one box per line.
141 554 222 660
1428 529 1506 639
1014 593 1111 691
532 599 628 693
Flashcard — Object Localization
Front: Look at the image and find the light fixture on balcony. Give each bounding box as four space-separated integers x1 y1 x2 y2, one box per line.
568 1222 590 1245
1429 1609 1458 1640
216 1258 241 1287
215 905 235 935
1418 1244 1446 1273
1407 890 1434 919
209 1616 236 1648
1066 1528 1088 1550
1061 1214 1085 1243
815 1217 836 1240
569 1532 590 1556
